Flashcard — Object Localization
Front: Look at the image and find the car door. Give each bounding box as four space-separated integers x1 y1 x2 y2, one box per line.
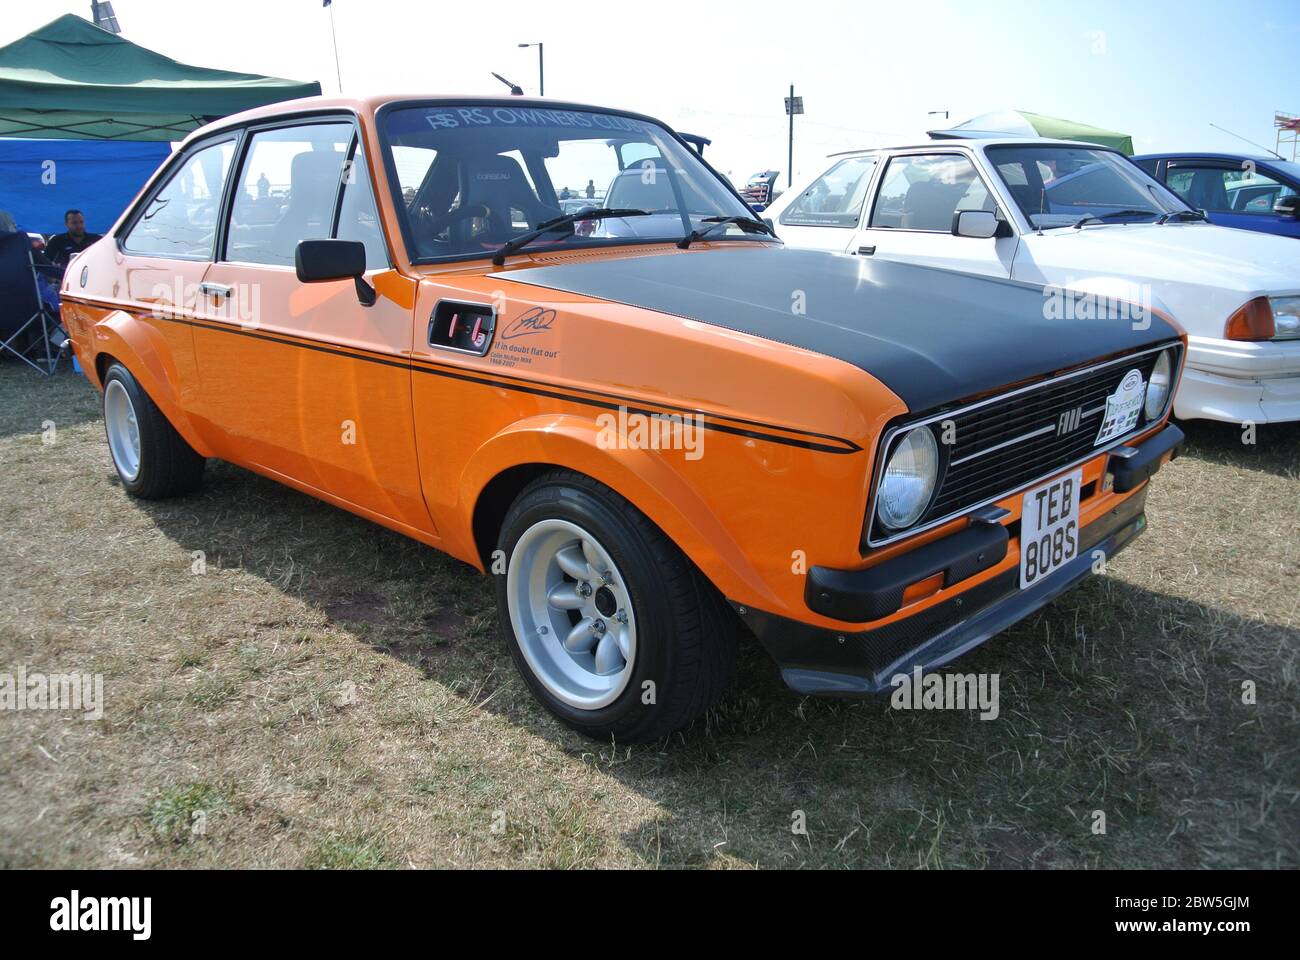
851 151 1017 278
1164 159 1300 237
113 136 238 429
193 117 432 535
774 155 879 253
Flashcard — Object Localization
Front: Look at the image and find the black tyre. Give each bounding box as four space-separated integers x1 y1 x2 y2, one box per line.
101 362 205 499
494 470 736 742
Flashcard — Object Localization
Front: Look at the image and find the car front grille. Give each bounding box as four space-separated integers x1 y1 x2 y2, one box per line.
864 342 1181 548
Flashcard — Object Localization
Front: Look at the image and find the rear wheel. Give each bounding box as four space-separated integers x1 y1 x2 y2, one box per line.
495 471 736 742
102 362 205 499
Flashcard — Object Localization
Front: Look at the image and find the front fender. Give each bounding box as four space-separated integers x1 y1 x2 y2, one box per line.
455 414 778 608
87 309 214 458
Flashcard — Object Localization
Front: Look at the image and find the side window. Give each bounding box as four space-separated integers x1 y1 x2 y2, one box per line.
336 140 387 269
618 142 662 170
781 156 878 227
550 140 619 206
499 148 544 229
605 162 672 211
225 122 353 266
123 139 234 259
1166 163 1295 214
1167 170 1195 196
391 145 438 207
870 154 993 231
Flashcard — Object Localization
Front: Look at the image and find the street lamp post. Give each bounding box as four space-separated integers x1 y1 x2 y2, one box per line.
784 85 804 188
518 43 544 96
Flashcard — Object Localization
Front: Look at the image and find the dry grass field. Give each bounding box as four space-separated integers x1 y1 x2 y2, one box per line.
1 366 1296 869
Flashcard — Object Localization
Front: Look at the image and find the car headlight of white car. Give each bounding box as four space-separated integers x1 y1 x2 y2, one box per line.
875 426 939 530
1272 296 1300 340
1144 349 1174 421
1225 295 1300 341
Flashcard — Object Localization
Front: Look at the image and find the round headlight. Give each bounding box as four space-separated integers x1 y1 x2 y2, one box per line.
876 426 939 531
1144 350 1173 420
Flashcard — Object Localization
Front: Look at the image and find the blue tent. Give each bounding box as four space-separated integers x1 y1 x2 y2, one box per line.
0 137 170 235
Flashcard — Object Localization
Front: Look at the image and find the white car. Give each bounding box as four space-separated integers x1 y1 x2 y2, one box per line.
765 138 1300 424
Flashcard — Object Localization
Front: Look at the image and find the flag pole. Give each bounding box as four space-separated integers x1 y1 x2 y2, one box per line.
326 0 343 94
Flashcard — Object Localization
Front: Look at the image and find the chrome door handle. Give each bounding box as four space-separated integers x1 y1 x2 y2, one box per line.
199 282 232 299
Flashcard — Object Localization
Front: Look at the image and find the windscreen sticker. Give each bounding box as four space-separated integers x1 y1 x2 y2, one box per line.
1094 369 1145 445
422 108 653 135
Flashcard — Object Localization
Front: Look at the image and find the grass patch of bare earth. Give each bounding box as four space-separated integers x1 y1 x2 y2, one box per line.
0 367 1295 868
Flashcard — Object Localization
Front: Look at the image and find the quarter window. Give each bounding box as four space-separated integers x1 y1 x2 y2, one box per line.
870 154 993 231
781 156 878 227
123 139 234 259
226 123 353 266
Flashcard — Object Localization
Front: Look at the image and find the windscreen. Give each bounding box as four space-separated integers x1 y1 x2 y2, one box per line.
381 103 758 261
986 144 1187 229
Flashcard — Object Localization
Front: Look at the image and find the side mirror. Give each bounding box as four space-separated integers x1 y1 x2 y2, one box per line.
952 209 1007 239
295 239 375 306
1273 195 1300 219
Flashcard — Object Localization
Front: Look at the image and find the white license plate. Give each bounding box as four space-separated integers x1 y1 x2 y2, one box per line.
1019 469 1082 589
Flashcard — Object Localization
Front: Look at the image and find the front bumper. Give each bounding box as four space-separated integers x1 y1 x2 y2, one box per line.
1175 335 1300 423
738 424 1181 696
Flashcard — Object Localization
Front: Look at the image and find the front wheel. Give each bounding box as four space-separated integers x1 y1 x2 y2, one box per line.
495 471 735 742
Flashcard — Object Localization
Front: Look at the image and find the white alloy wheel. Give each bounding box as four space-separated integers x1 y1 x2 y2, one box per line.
506 518 637 710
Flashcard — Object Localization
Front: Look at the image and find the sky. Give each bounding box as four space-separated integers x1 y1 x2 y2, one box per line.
6 0 1298 183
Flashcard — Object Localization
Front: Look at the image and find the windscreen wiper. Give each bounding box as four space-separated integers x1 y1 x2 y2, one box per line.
491 208 650 265
1155 209 1209 225
1072 209 1159 229
678 215 777 249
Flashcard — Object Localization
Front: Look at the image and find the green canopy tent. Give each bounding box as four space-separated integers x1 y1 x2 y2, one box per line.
931 109 1135 155
0 14 321 141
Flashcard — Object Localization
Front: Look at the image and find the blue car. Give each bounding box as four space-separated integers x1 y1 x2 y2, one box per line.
1132 152 1300 238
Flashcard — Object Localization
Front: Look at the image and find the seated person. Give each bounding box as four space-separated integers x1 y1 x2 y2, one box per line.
44 209 103 270
0 209 61 312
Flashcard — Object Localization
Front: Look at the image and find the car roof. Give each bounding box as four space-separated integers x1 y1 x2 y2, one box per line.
1130 151 1281 163
177 94 674 146
825 136 1114 157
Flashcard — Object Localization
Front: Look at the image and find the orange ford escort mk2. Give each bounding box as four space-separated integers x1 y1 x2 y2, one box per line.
59 96 1186 741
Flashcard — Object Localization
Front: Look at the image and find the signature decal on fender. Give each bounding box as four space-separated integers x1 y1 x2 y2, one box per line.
502 306 557 340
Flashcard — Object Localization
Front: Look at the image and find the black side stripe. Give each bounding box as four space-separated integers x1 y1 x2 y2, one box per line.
409 353 859 450
92 305 863 456
406 362 858 455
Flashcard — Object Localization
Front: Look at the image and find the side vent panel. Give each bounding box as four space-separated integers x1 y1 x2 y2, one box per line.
428 301 496 356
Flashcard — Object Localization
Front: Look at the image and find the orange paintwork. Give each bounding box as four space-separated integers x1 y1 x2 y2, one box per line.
59 95 1180 636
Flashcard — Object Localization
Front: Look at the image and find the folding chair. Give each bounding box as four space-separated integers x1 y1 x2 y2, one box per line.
0 231 70 376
